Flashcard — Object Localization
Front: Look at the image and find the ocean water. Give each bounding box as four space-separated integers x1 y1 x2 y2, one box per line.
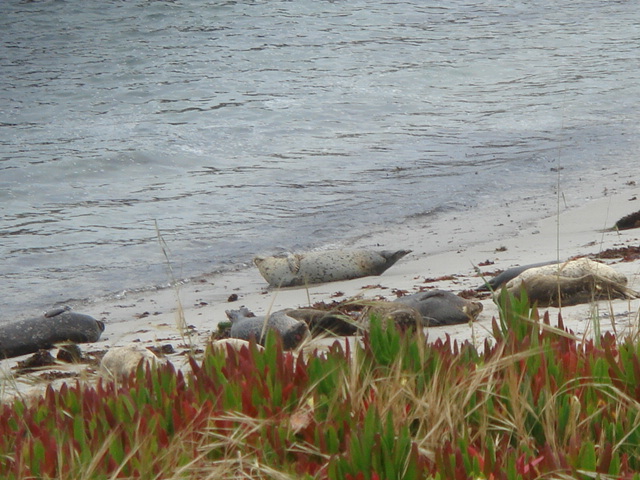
1 0 639 319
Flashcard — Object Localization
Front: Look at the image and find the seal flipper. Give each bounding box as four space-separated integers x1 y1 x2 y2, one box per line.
286 253 302 274
44 306 72 318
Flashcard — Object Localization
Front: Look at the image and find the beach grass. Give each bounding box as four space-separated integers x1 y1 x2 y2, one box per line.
2 292 640 479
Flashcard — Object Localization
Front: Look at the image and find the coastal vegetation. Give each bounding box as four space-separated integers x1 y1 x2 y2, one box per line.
2 292 640 479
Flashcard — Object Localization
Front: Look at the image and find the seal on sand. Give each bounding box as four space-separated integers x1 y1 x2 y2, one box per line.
226 307 310 350
393 290 483 326
500 257 638 307
358 301 425 331
477 261 560 291
0 308 105 359
254 249 411 287
612 210 640 231
284 308 358 336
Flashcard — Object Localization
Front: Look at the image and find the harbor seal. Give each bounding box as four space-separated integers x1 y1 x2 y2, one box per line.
254 249 411 287
612 210 640 231
226 307 310 350
284 308 358 336
0 308 105 359
500 257 638 307
477 261 560 291
393 290 483 326
358 301 425 331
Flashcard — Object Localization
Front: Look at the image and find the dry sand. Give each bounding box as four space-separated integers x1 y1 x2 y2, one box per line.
2 183 639 402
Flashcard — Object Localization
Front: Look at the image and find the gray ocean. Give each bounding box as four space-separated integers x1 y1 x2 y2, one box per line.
2 0 639 319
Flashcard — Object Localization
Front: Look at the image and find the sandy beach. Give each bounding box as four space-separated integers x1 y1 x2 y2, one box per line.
2 181 639 401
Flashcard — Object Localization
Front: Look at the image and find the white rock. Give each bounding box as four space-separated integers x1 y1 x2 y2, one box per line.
100 344 159 378
210 338 264 357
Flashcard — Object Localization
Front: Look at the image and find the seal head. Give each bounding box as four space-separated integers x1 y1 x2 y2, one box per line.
226 307 310 350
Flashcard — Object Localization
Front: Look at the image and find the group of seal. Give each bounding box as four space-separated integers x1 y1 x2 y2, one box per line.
237 247 486 348
0 307 105 359
5 242 635 363
239 245 640 349
225 289 485 350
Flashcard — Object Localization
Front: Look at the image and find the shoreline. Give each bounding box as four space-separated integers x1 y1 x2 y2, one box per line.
2 183 639 400
1 163 631 320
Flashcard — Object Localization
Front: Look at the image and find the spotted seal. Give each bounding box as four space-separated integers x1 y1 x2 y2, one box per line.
393 290 483 326
254 249 411 287
477 260 560 291
226 307 310 350
500 257 638 307
0 307 105 359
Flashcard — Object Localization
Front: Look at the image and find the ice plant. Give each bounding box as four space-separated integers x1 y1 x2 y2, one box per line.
1 292 640 478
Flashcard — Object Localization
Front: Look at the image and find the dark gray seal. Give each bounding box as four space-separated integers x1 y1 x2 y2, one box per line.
0 308 105 359
254 249 411 287
284 308 358 336
612 210 640 231
225 307 310 350
393 290 483 326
